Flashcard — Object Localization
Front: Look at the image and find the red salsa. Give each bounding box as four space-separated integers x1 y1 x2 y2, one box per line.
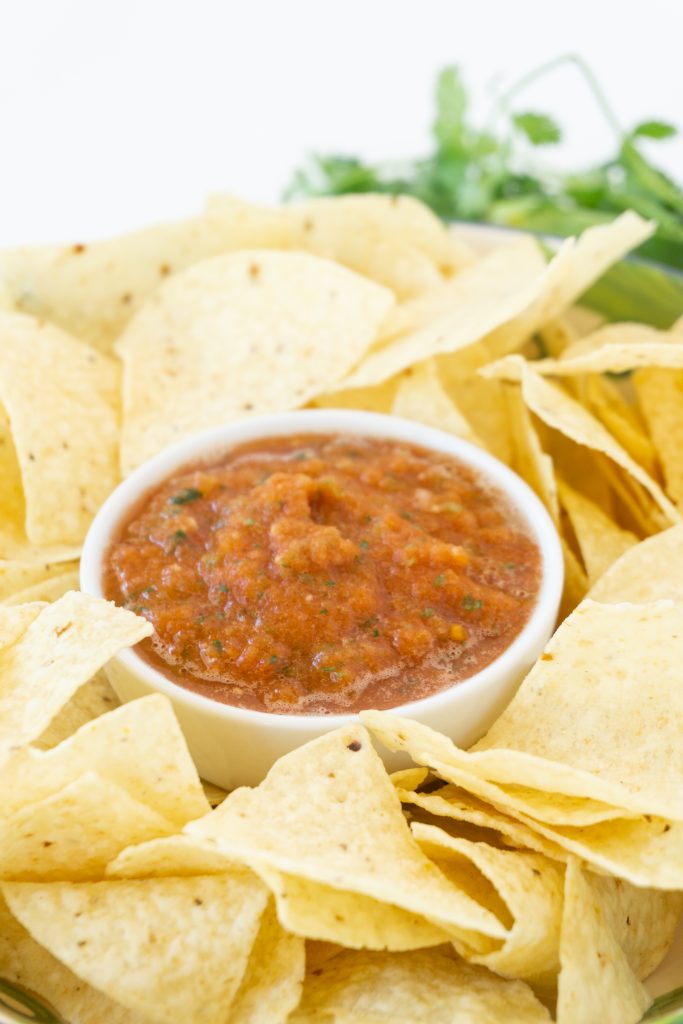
104 434 541 714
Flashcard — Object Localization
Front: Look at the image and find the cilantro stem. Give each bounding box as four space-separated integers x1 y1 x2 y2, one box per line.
498 54 622 138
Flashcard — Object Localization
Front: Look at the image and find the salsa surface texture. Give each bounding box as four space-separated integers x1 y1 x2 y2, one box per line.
104 433 541 713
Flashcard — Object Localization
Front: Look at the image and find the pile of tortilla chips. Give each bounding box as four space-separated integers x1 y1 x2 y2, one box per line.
1 194 682 1022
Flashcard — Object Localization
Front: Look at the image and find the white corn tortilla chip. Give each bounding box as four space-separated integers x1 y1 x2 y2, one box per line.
0 313 120 545
0 893 150 1024
330 238 547 391
589 524 683 602
368 714 683 888
254 865 454 951
186 725 508 948
391 359 481 445
227 900 305 1024
0 601 44 647
3 872 269 1024
412 823 564 988
0 773 175 881
0 591 152 761
482 355 680 527
485 212 654 360
0 694 209 825
557 478 637 584
635 367 683 508
473 600 683 820
33 670 120 749
289 948 552 1023
0 197 291 353
556 860 650 1024
1 566 80 606
116 250 393 472
524 322 683 376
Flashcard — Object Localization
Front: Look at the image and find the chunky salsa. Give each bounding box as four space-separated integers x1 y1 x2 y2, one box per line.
104 434 541 714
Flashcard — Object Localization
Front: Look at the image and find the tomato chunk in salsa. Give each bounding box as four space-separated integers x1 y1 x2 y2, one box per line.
104 434 541 713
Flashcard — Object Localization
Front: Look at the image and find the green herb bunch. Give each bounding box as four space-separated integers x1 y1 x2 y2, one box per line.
286 56 683 273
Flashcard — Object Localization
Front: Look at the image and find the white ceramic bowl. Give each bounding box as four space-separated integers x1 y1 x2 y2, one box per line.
80 409 563 788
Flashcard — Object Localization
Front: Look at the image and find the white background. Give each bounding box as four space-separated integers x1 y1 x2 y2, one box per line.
0 0 680 244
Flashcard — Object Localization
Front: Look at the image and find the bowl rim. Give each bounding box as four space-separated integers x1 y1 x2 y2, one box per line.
80 408 564 731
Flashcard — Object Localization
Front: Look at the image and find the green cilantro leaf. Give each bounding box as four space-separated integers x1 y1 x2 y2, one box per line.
631 120 677 141
512 112 561 146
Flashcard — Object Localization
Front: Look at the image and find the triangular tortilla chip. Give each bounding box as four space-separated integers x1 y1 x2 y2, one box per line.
0 592 151 761
185 725 507 948
3 872 269 1024
116 250 393 471
556 860 650 1024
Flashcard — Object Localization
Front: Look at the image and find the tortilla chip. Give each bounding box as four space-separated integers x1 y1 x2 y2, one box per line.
1 566 80 606
485 212 654 360
286 193 473 280
0 313 120 545
204 194 292 250
116 251 393 472
565 305 606 338
590 874 683 981
635 367 683 507
0 402 26 549
401 787 683 937
32 670 120 749
0 591 152 761
544 428 614 516
3 872 269 1024
227 900 305 1024
505 386 558 520
594 454 665 537
390 766 430 791
556 860 650 1024
305 940 344 974
437 345 515 463
286 196 448 298
390 359 480 445
329 238 548 391
589 524 683 602
364 713 628 828
0 772 175 881
0 198 291 353
107 833 234 879
513 811 683 890
557 479 637 584
0 601 44 647
110 780 471 953
538 316 579 358
202 780 229 808
396 783 570 862
582 375 658 479
472 600 683 819
412 823 564 988
377 236 545 340
0 893 149 1024
186 725 508 948
289 949 552 1023
529 322 683 376
558 537 589 619
255 865 453 951
482 355 679 528
311 379 399 413
0 694 209 824
368 715 683 888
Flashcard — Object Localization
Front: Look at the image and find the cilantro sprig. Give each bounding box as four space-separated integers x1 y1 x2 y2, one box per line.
286 55 683 273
